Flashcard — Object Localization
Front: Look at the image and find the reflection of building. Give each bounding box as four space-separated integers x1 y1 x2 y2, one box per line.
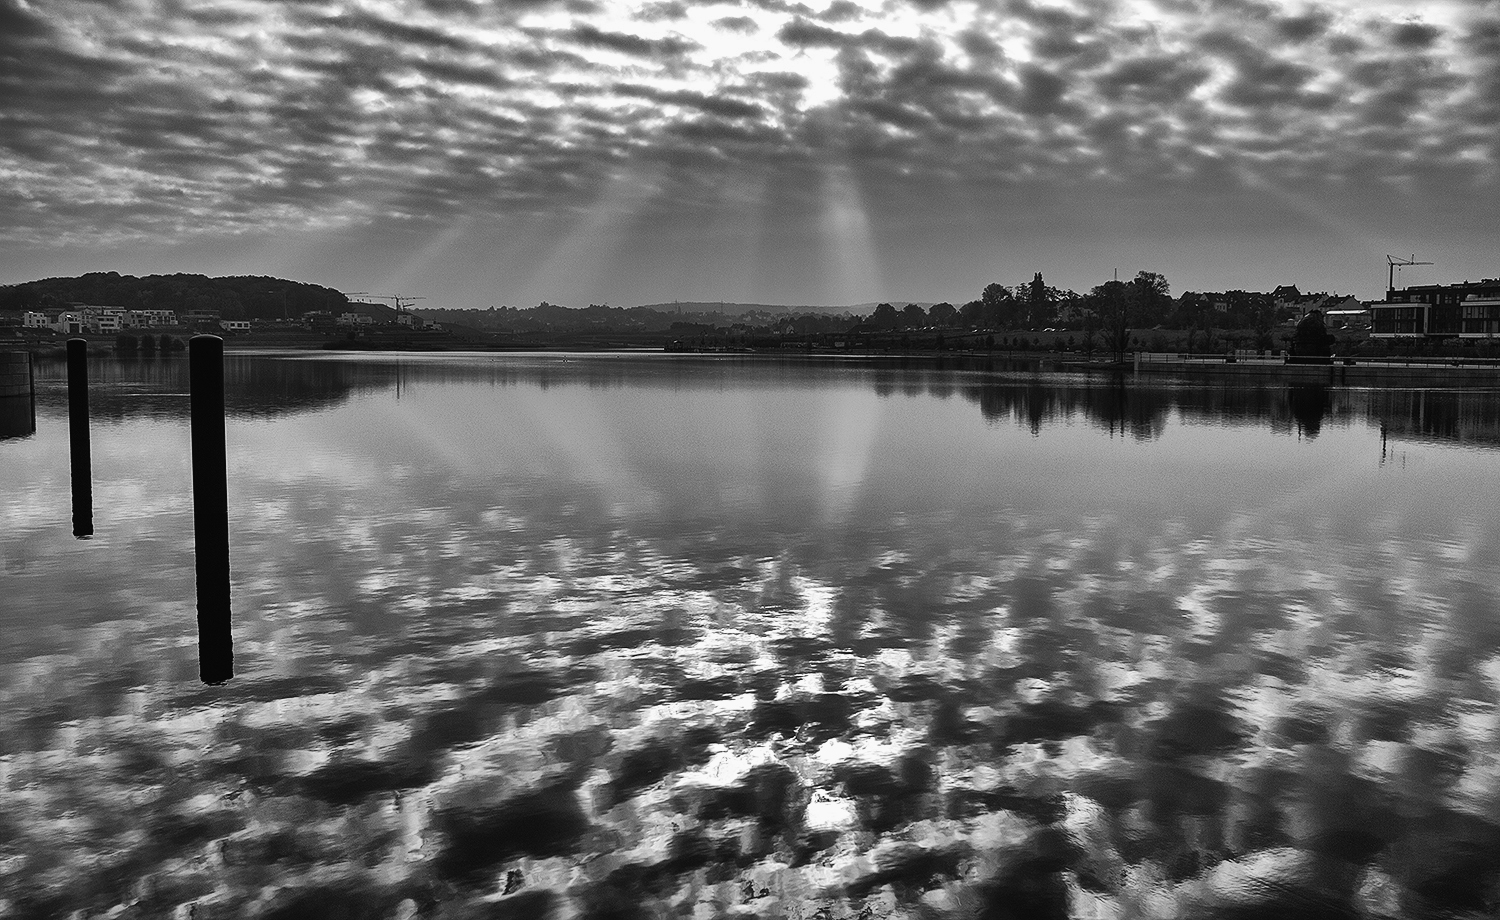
1370 279 1500 338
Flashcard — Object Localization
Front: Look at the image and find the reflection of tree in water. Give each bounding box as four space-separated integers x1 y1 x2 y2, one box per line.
27 353 1500 452
1369 387 1500 449
223 357 393 418
29 354 393 420
955 376 1500 449
961 379 1172 440
1287 383 1329 439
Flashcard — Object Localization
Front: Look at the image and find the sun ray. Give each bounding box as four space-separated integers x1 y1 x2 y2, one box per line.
514 165 666 306
820 163 883 305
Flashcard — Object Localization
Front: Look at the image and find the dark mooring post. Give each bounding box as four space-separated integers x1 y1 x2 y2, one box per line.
190 335 233 684
67 338 93 538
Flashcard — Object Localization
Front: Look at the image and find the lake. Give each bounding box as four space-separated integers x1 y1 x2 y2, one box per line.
4 351 1500 919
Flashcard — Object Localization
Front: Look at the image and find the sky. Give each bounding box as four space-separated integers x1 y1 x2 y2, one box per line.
2 0 1497 309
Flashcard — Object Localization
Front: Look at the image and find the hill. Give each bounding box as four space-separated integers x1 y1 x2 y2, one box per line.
0 271 349 322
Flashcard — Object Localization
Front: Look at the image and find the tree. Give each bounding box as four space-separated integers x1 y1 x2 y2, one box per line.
1009 272 1059 328
981 282 1014 327
1130 271 1171 328
1292 310 1334 358
982 282 1009 307
928 302 957 326
900 303 926 328
1173 292 1209 328
1084 280 1132 361
870 302 899 329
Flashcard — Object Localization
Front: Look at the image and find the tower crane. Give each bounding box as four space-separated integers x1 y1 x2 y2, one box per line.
1386 255 1432 294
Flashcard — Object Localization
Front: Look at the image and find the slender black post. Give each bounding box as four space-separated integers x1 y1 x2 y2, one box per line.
67 338 93 538
190 335 233 684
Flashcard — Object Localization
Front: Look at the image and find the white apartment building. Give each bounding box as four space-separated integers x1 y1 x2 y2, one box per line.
89 313 124 333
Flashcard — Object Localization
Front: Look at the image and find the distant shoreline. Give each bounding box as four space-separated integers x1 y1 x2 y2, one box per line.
11 336 1500 386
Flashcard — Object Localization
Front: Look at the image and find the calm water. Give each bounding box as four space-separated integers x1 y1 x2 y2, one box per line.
4 352 1500 919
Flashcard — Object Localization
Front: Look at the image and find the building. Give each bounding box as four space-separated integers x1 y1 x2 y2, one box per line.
337 312 375 326
126 309 177 328
1370 279 1500 339
22 312 48 328
57 305 129 334
219 320 251 334
89 312 124 334
183 309 223 327
1273 287 1359 318
1325 308 1371 330
302 311 337 331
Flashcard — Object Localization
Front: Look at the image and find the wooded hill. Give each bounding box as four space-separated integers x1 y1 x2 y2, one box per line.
0 272 349 321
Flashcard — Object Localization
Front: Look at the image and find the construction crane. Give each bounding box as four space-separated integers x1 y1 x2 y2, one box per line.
1386 255 1432 293
345 292 427 315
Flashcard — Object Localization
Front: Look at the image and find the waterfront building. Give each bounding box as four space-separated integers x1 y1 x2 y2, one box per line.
125 309 178 328
1274 286 1360 319
89 312 124 334
22 312 48 328
53 311 87 334
1370 279 1500 339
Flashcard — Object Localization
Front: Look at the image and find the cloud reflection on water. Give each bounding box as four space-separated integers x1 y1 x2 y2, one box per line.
4 354 1500 918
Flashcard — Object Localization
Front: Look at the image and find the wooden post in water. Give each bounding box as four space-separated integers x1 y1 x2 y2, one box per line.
190 335 233 684
67 339 93 538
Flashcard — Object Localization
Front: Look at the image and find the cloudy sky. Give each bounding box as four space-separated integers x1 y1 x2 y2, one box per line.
2 0 1496 308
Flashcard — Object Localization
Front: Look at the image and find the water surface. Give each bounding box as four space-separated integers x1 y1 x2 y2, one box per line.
4 352 1500 919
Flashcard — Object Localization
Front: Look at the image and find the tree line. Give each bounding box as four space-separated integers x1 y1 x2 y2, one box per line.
427 270 1296 345
849 271 1296 356
0 272 348 321
4 269 1310 354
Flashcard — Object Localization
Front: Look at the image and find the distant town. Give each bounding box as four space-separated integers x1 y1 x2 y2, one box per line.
2 270 1498 357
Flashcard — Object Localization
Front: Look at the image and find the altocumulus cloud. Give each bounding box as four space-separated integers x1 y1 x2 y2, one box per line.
1 0 1497 275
